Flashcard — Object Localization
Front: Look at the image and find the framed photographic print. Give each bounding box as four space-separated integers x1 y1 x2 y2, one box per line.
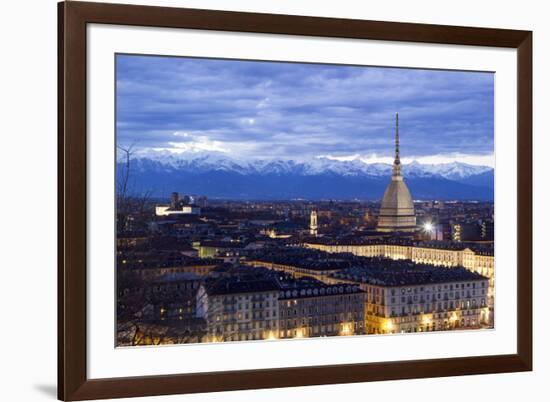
58 1 532 400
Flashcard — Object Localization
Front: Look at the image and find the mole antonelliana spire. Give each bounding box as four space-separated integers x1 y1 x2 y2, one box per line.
377 113 417 232
393 112 401 176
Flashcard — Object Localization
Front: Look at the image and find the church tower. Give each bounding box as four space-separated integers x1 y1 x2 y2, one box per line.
377 114 417 232
310 210 318 236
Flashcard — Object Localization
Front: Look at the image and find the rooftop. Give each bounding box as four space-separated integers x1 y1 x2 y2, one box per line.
200 240 246 249
248 247 360 271
304 238 494 256
153 272 202 283
332 262 488 287
205 278 280 296
118 252 221 270
247 247 490 286
278 282 363 300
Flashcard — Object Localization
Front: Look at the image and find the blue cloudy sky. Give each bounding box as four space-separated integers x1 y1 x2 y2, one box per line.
116 54 494 166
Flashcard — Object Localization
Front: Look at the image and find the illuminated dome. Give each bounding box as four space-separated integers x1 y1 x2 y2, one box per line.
377 114 417 232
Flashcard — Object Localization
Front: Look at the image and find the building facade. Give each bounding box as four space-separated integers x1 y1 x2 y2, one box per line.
377 114 417 232
363 278 490 334
304 240 495 307
278 284 365 338
244 248 493 335
310 210 318 236
155 192 202 216
196 279 280 342
330 265 491 334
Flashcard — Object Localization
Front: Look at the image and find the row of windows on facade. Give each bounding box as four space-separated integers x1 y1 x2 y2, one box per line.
214 310 277 321
323 246 494 262
210 308 488 326
221 300 278 310
212 320 278 331
377 309 484 325
203 289 487 325
280 315 362 328
281 306 363 318
282 294 363 306
210 314 487 338
207 294 485 318
214 296 363 312
280 287 360 298
383 299 487 316
158 306 194 315
220 325 361 342
384 319 481 334
381 289 486 305
216 294 277 303
384 281 486 296
151 283 199 292
281 322 364 334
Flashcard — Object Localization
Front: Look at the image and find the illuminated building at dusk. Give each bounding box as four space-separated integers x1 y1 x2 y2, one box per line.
278 282 365 338
303 239 494 308
310 210 318 236
377 114 417 232
331 264 490 334
196 278 280 342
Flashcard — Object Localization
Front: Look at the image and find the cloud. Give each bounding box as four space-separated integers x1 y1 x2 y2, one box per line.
153 137 230 154
116 55 494 162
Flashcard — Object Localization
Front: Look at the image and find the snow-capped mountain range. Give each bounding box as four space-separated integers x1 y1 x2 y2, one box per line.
131 152 492 179
121 152 494 200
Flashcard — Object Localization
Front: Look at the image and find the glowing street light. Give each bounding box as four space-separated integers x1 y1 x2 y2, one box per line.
340 323 353 336
422 314 432 326
449 312 458 323
383 319 394 333
423 222 434 233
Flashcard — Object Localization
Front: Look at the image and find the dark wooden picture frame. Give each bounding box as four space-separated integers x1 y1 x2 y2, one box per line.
58 1 532 400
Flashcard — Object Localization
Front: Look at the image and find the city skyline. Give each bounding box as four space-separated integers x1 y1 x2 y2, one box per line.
115 55 495 346
116 54 495 167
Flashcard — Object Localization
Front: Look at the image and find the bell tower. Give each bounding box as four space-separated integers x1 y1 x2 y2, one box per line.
310 210 318 236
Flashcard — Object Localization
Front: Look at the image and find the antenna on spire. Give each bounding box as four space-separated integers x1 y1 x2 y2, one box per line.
392 113 402 177
395 112 400 164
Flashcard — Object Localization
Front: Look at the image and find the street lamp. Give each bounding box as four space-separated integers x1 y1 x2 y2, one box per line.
423 222 434 233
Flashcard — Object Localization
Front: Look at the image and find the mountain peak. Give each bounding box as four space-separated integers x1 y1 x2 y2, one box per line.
121 152 494 200
129 152 492 181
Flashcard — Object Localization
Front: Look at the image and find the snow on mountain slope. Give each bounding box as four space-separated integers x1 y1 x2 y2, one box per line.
119 152 493 200
128 151 492 180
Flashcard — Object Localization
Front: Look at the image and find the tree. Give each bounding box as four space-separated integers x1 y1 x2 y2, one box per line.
116 143 152 232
